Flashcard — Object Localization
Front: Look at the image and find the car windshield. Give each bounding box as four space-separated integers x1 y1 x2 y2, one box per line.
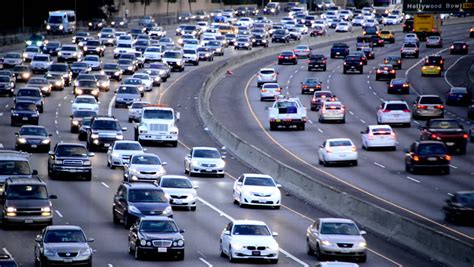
87 41 100 46
19 127 47 136
161 178 193 188
15 102 36 111
84 56 98 62
33 56 49 61
48 16 63 24
124 79 141 85
329 140 352 147
28 78 47 85
304 78 319 84
7 185 48 200
92 120 119 130
0 76 10 82
244 177 275 187
320 222 359 235
25 47 38 52
146 47 161 52
78 81 97 88
73 110 97 118
118 86 139 94
142 109 173 119
62 46 77 51
429 120 461 129
75 97 96 104
56 145 88 157
385 103 408 110
118 59 132 65
104 64 119 70
131 155 161 165
420 97 442 104
164 52 181 58
131 102 148 109
114 142 142 150
134 74 148 80
17 89 40 97
128 189 168 202
451 88 467 94
72 62 88 69
6 53 21 59
193 149 220 158
44 230 86 243
418 144 447 155
141 221 178 233
0 160 30 175
233 224 270 236
117 43 132 48
49 64 68 72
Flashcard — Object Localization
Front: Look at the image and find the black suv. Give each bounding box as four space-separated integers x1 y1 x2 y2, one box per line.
128 216 185 260
48 143 94 180
331 43 350 59
0 177 57 227
10 101 39 126
343 55 363 74
113 182 173 228
443 191 474 223
83 39 105 57
70 110 98 133
403 19 414 32
404 141 451 174
308 54 327 71
87 116 127 151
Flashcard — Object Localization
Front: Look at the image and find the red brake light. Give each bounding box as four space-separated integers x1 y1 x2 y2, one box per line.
383 109 391 112
278 56 284 59
446 155 452 161
390 70 395 74
435 105 444 109
463 134 469 139
323 60 326 64
417 105 427 109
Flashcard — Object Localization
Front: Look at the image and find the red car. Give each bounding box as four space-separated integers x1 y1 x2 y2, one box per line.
310 26 326 37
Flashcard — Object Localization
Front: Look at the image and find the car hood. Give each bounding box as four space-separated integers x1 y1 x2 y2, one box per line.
242 185 279 195
161 187 195 196
6 199 50 209
132 202 169 212
195 158 223 165
113 149 142 156
231 235 277 246
44 242 89 252
130 164 163 172
319 234 365 244
117 93 140 99
20 134 48 140
139 231 182 240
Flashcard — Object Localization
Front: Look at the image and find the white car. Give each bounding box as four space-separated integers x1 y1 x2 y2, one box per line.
319 101 346 123
260 83 281 101
314 20 327 29
257 68 278 87
220 220 279 263
113 43 135 59
294 45 311 58
116 34 135 46
71 95 99 114
128 101 150 123
233 174 281 208
123 153 167 182
376 100 411 127
82 55 101 71
335 22 352 32
156 175 198 210
383 15 400 25
183 48 199 65
132 73 153 91
318 138 358 166
23 45 41 62
361 125 397 151
184 147 226 177
362 19 377 27
238 17 254 27
148 26 166 39
352 16 365 26
197 21 209 32
294 24 308 34
30 54 52 73
143 46 163 62
107 141 144 168
403 33 419 45
183 39 200 50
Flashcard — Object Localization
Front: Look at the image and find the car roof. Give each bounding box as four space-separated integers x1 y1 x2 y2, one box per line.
124 182 162 190
140 215 174 222
114 140 140 145
6 177 44 185
384 100 408 104
325 138 353 143
242 173 273 179
160 175 190 180
46 225 83 231
368 124 392 130
193 146 219 151
57 142 87 147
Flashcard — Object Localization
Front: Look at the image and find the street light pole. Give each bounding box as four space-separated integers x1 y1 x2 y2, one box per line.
22 0 25 32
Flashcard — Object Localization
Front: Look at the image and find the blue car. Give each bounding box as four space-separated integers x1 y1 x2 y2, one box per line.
445 87 471 106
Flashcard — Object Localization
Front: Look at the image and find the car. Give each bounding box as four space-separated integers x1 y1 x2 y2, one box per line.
425 55 445 70
207 41 225 56
10 101 39 126
155 175 199 210
11 65 31 83
107 141 144 168
288 28 302 40
293 45 311 58
311 91 336 111
70 110 97 133
400 42 419 58
319 101 346 123
419 118 469 154
445 87 472 106
162 50 185 72
15 87 44 112
72 31 90 46
260 83 281 101
1 177 57 227
132 73 154 91
383 55 402 69
361 125 396 151
0 75 15 96
343 55 363 74
271 29 290 43
30 54 52 74
426 36 443 48
0 150 38 187
22 45 41 62
257 68 278 87
113 182 173 227
196 47 214 62
375 64 396 81
123 153 167 182
403 33 419 45
149 63 171 82
184 147 226 177
376 100 411 127
58 44 82 63
421 63 442 77
42 41 62 56
443 191 474 223
413 95 444 119
34 225 93 266
44 73 65 91
370 35 384 47
83 39 105 57
70 62 91 77
220 220 279 263
308 54 327 71
301 77 322 94
93 74 109 92
232 173 281 209
86 116 127 151
388 78 410 94
74 80 100 99
402 18 414 32
71 95 99 114
310 26 327 36
128 101 150 123
379 30 395 43
27 77 52 96
115 85 142 108
330 43 350 59
361 46 374 60
318 138 358 166
128 216 185 260
234 37 252 50
404 141 451 174
0 253 18 266
102 63 123 81
82 55 102 71
2 52 23 68
47 142 94 180
335 21 352 32
450 41 469 54
306 218 367 262
15 125 51 152
277 50 297 65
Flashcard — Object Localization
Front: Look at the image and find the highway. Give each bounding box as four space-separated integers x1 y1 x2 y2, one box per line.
0 13 470 267
210 21 474 245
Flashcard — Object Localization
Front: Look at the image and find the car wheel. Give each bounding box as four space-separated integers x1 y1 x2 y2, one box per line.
190 206 196 211
352 160 358 166
128 118 133 123
113 210 120 224
176 251 185 261
269 259 278 264
323 158 329 167
134 246 142 260
443 166 450 175
359 255 367 263
170 141 178 147
228 247 236 263
85 172 92 181
315 244 325 260
306 240 315 255
220 242 226 257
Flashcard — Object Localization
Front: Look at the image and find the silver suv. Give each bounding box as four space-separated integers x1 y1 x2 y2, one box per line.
257 68 278 87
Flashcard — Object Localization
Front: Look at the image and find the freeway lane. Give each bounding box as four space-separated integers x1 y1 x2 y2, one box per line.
210 21 474 244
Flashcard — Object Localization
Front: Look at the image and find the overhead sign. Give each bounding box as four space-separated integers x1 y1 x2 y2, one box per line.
403 0 474 13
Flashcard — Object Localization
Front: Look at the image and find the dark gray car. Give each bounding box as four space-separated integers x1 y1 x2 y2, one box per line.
14 87 44 113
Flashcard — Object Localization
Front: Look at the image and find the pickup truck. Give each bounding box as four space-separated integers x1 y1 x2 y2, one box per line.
330 43 350 59
268 97 307 131
419 119 468 154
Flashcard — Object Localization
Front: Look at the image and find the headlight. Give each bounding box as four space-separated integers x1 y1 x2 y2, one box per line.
26 41 32 46
268 243 279 250
96 47 101 51
91 89 99 95
91 133 99 139
129 205 141 214
22 73 30 78
41 139 50 144
127 66 133 70
72 120 79 125
59 25 64 30
358 241 367 248
75 89 83 94
44 249 55 257
46 25 51 30
41 207 51 212
112 152 120 158
218 160 226 168
140 239 147 246
23 52 28 58
191 159 199 166
55 81 61 86
232 243 244 250
83 47 88 51
54 159 63 164
114 71 120 76
162 206 172 215
41 86 49 92
321 240 332 246
176 239 184 246
18 138 27 144
84 160 91 166
116 134 124 140
80 248 91 256
89 22 93 26
6 207 16 213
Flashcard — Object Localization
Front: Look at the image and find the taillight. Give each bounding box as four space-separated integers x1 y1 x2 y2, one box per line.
359 62 363 65
383 109 391 113
368 133 374 140
463 134 469 139
278 56 283 59
445 155 452 161
417 105 427 109
435 105 444 109
390 70 395 74
390 132 396 139
403 109 410 113
323 60 326 64
431 134 438 139
352 146 357 152
413 155 420 161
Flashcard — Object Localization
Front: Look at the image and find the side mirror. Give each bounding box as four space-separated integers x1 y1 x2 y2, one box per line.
35 235 42 242
48 151 54 156
237 181 242 186
87 238 95 242
122 127 128 131
48 134 52 136
193 185 199 189
221 155 226 159
143 148 148 152
161 162 167 166
97 101 101 104
15 132 19 136
176 111 181 121
32 170 38 175
276 184 282 188
223 230 230 235
360 230 367 235
360 131 365 134
179 229 185 233
272 232 279 237
49 195 58 200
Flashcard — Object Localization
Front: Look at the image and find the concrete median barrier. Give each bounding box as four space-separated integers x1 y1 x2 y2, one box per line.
198 18 474 267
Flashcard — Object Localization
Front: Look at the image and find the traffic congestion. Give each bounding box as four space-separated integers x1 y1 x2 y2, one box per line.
0 1 473 266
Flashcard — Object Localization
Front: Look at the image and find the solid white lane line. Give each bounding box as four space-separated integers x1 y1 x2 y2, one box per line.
360 119 366 124
406 176 421 183
447 193 454 196
199 257 213 267
373 162 386 169
107 264 113 267
2 248 11 257
317 128 323 133
444 53 472 87
197 197 309 266
101 182 110 188
308 120 313 124
349 111 354 115
54 120 58 124
413 120 421 125
55 210 64 218
108 94 117 116
449 165 458 169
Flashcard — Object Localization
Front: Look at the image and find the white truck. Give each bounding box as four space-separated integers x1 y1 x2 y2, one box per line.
46 10 76 34
268 97 307 131
135 105 180 147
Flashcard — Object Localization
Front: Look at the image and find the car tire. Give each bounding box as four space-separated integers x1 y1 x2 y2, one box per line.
190 206 196 211
170 141 178 147
228 247 236 263
269 259 278 264
443 167 450 175
113 210 120 224
352 160 358 166
176 251 185 261
306 240 315 255
269 122 277 131
220 242 226 257
134 246 142 260
315 244 325 261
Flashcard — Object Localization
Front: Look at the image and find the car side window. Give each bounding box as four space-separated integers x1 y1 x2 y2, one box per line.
238 176 244 183
321 141 326 148
189 149 193 157
226 222 233 231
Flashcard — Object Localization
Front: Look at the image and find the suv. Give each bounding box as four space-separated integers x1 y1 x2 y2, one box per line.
343 55 363 74
113 182 173 228
87 116 127 151
376 100 411 127
400 42 419 58
1 177 57 227
413 95 444 119
128 216 185 260
403 18 414 32
419 119 468 154
0 151 38 188
257 68 278 87
48 143 94 180
83 39 105 57
404 141 451 174
308 54 327 71
0 253 18 266
330 43 350 59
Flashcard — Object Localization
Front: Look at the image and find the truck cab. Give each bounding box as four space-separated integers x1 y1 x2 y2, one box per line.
135 105 180 147
46 10 76 34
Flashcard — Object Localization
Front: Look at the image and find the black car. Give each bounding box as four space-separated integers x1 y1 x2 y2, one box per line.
14 87 44 112
178 12 193 22
404 141 451 174
102 63 123 81
70 110 98 133
74 80 100 99
343 55 363 74
370 35 384 47
110 16 128 28
252 35 269 47
95 74 110 92
113 182 173 228
15 125 51 152
330 43 350 59
118 59 137 75
235 7 248 17
402 19 414 32
0 75 15 96
384 55 402 70
70 62 91 78
83 39 105 57
12 65 32 82
47 63 72 86
419 118 469 154
301 77 322 94
0 253 18 266
272 29 290 43
450 41 469 55
197 47 214 61
308 54 327 71
47 143 94 180
45 73 65 91
375 64 396 81
352 51 367 65
88 18 107 31
361 47 375 59
25 33 46 49
310 91 336 111
443 191 474 223
388 78 410 94
277 51 297 65
42 41 61 56
128 216 185 260
86 116 127 151
11 101 39 126
72 32 91 45
135 40 150 53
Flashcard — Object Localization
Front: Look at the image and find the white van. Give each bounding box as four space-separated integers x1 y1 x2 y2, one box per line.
46 10 76 34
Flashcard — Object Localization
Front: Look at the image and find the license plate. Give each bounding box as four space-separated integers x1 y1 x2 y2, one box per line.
427 157 437 161
351 66 355 69
64 259 73 263
275 119 281 122
339 154 346 157
446 142 455 146
31 145 37 148
206 168 213 172
259 199 267 203
24 219 33 223
394 114 399 117
252 251 261 256
174 199 183 204
158 248 167 253
22 117 28 120
69 169 78 172
341 248 350 253
104 143 111 147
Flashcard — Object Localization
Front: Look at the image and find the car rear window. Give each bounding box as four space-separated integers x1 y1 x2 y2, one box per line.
372 128 392 135
429 120 461 129
420 97 442 104
418 144 447 155
385 103 408 110
329 140 352 147
260 70 275 75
